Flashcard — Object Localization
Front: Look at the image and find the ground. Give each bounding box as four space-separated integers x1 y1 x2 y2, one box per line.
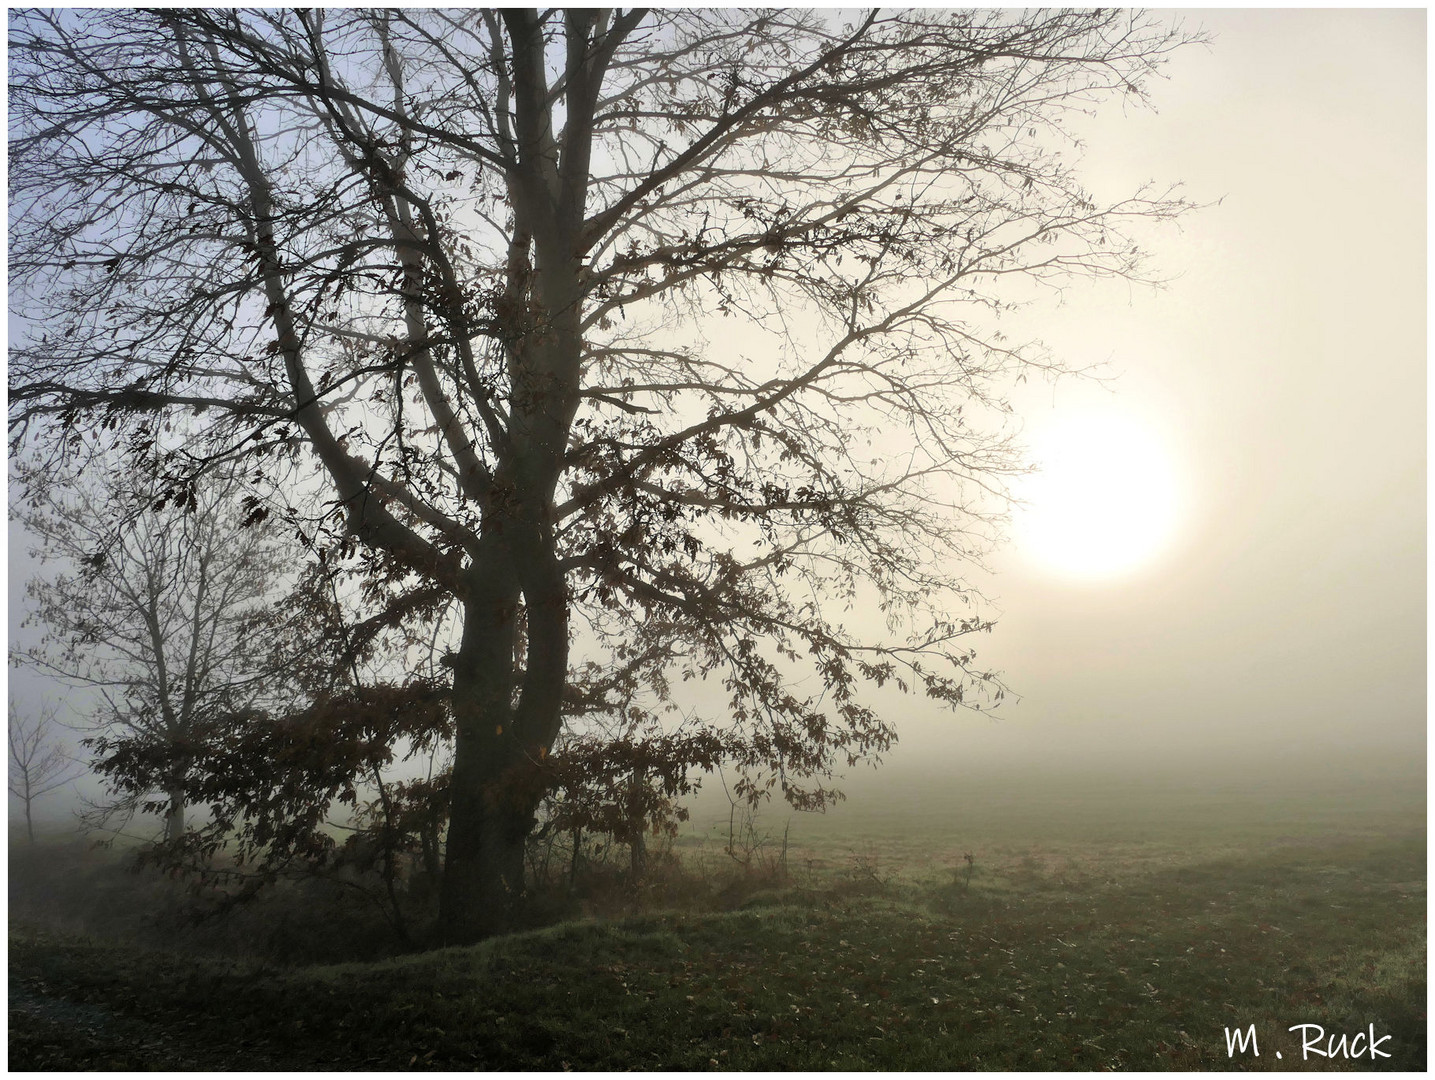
8 762 1425 1070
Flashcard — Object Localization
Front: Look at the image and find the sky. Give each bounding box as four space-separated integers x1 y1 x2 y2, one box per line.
869 7 1426 788
7 8 1427 825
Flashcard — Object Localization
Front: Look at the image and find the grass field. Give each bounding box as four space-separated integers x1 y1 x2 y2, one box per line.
9 761 1426 1070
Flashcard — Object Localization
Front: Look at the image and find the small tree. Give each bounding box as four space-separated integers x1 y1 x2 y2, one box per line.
539 719 732 884
8 701 83 843
15 467 291 841
80 548 458 940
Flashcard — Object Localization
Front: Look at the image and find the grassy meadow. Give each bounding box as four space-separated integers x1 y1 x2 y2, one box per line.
9 759 1425 1070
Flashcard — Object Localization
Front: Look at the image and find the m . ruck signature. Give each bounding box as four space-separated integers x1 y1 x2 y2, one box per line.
1224 1023 1393 1062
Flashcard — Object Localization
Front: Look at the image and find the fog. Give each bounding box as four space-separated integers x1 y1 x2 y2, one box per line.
8 10 1426 836
7 12 1425 1072
833 7 1425 791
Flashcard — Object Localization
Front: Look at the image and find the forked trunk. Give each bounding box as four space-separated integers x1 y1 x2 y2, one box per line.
438 525 570 942
435 36 584 929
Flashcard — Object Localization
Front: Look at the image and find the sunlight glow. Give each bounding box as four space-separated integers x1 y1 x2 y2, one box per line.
1014 409 1182 580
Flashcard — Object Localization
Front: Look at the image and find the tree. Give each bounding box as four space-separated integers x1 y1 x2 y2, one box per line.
8 701 83 843
14 467 291 842
9 8 1194 941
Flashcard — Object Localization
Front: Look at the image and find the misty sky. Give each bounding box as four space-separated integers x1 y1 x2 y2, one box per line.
881 7 1426 780
6 9 1427 822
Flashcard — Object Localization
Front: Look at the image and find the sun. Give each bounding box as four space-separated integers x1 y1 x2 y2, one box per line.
1013 408 1183 580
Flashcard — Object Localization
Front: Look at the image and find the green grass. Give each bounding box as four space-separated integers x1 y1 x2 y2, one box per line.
10 777 1425 1071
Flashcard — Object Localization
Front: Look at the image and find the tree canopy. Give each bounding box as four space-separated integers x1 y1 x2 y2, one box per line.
9 8 1193 940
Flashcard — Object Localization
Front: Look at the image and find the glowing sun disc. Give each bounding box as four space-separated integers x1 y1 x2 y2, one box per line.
1014 410 1181 579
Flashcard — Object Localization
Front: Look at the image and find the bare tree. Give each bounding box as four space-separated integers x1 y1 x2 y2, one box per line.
8 701 83 843
14 467 291 842
9 9 1196 940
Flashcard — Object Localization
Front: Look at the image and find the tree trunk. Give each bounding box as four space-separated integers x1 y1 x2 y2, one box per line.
627 768 646 880
24 794 35 845
439 552 529 942
435 13 587 936
420 818 441 882
438 517 570 941
164 786 185 843
440 762 535 941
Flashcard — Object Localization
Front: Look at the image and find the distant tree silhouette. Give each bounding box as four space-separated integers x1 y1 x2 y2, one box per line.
15 468 291 842
8 701 83 843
